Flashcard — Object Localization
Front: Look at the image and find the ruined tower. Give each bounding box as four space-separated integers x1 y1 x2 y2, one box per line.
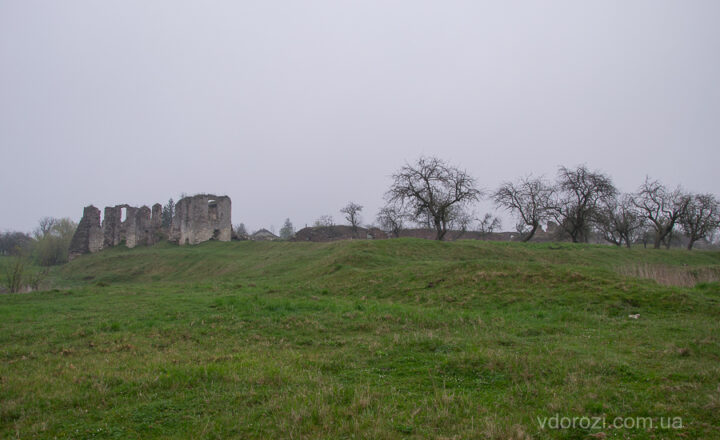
169 194 232 245
68 205 103 259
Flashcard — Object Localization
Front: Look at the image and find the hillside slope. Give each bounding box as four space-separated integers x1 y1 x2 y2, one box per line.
57 238 720 286
2 240 720 439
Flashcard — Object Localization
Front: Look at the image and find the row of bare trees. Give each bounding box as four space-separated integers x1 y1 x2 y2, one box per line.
377 157 719 249
495 171 719 249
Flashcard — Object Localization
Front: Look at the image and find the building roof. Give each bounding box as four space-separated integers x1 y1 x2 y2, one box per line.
251 228 279 239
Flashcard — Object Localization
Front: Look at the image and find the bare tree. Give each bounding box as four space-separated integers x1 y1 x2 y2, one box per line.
447 207 475 239
632 177 689 249
493 175 554 242
386 157 482 240
314 215 334 227
415 209 434 229
340 202 363 236
679 193 720 250
552 165 616 243
34 217 57 239
477 213 501 235
595 194 644 248
376 205 404 238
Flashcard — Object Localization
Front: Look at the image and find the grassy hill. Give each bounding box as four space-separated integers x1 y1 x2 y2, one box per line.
2 240 720 439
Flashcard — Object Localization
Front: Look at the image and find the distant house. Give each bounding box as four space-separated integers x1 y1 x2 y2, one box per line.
250 228 279 241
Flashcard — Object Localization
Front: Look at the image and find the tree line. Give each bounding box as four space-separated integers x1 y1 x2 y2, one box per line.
232 156 718 249
2 156 718 270
374 156 719 249
1 217 78 292
0 217 78 264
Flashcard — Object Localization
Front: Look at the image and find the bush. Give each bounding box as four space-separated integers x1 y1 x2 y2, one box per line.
3 255 25 293
35 235 71 266
32 217 77 266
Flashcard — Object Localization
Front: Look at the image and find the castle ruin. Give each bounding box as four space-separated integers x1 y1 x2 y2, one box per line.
169 194 232 245
68 206 104 257
69 194 232 260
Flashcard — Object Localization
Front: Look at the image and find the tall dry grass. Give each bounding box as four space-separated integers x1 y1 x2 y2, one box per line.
618 264 720 287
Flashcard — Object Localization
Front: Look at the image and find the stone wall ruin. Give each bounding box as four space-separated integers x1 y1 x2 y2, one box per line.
169 194 232 245
68 206 104 259
69 195 231 259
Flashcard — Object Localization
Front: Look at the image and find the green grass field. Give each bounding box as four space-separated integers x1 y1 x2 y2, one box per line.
2 240 719 439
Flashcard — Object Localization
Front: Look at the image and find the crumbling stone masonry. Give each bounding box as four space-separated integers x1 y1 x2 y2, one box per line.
69 195 232 259
101 204 160 249
169 194 232 245
102 206 123 248
152 203 162 230
68 206 104 259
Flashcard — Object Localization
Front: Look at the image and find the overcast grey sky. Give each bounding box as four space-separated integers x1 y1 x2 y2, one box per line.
1 1 719 233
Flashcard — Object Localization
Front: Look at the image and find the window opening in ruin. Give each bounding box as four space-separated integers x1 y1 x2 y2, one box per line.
208 201 218 221
121 207 127 222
